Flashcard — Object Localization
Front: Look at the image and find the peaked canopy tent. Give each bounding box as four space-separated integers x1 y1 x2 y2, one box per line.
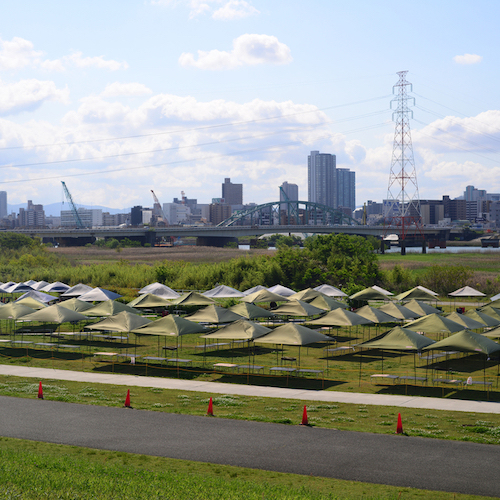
32 281 49 291
41 282 71 293
22 304 88 326
139 282 180 299
349 288 391 302
308 295 348 312
86 310 151 333
185 304 243 324
202 285 244 298
354 305 399 324
61 284 94 298
464 309 500 327
395 287 438 302
127 293 171 309
449 286 486 298
371 285 394 296
478 306 500 322
488 298 500 308
379 302 420 321
444 312 486 331
267 284 296 297
415 285 439 297
0 303 36 332
288 288 323 303
242 285 268 296
78 288 122 302
169 292 215 306
271 300 324 318
16 290 56 304
404 299 442 317
57 297 95 313
4 283 34 294
307 308 373 327
313 284 347 297
404 314 465 337
84 301 140 317
228 302 275 320
15 297 47 310
240 289 289 304
254 323 332 366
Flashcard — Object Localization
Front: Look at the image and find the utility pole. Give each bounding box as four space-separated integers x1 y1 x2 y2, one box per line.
384 71 422 253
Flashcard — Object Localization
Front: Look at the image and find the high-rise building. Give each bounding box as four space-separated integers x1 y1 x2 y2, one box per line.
308 151 336 208
336 169 356 211
18 200 45 228
0 192 7 219
222 178 243 205
279 182 298 208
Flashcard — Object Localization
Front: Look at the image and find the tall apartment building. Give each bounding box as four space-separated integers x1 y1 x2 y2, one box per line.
18 200 45 228
0 191 7 219
308 151 355 212
222 178 243 205
209 203 231 226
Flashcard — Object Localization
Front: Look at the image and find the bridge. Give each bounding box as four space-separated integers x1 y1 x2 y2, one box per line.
5 224 451 250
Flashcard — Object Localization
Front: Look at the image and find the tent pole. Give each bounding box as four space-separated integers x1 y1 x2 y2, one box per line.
358 347 362 386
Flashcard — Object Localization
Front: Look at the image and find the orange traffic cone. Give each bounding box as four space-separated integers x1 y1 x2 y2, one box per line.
207 397 214 416
396 413 403 434
124 389 131 408
300 405 309 426
37 381 43 399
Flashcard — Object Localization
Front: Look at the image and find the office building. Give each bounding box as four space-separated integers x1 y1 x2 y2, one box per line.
222 178 243 206
209 203 232 226
61 208 102 228
0 192 7 219
308 151 336 208
336 168 356 212
18 200 45 228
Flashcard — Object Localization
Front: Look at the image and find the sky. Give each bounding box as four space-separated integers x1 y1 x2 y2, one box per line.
1 0 500 212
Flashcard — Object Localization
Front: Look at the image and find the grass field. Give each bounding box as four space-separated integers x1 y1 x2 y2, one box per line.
0 437 491 500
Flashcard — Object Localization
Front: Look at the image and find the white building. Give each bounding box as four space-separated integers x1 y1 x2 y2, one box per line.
61 208 102 228
163 203 191 225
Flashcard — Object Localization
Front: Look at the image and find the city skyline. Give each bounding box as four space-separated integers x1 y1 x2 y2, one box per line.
1 1 499 209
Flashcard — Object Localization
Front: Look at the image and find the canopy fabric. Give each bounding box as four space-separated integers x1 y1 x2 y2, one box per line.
139 282 180 299
254 323 331 346
349 288 390 301
404 313 464 334
228 302 275 320
127 293 171 308
464 309 500 327
267 284 296 297
23 280 37 286
185 304 243 324
371 285 394 296
444 312 486 330
306 308 373 326
489 293 500 302
242 285 268 296
78 287 122 302
61 284 94 297
395 287 438 301
313 284 347 297
404 299 442 316
169 291 215 306
22 304 88 323
288 288 322 302
449 286 486 297
32 281 49 291
84 300 140 317
16 290 56 304
415 285 439 297
0 281 16 292
481 326 500 338
354 305 399 324
15 297 47 310
359 326 435 351
4 283 34 294
131 315 208 336
240 289 289 304
86 311 151 332
379 302 420 321
488 298 500 308
479 305 500 322
202 285 244 298
272 299 324 317
0 303 36 319
58 298 95 313
422 329 500 356
41 282 70 293
201 319 271 340
309 295 348 312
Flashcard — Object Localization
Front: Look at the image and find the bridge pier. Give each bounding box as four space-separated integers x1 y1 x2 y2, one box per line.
196 236 239 248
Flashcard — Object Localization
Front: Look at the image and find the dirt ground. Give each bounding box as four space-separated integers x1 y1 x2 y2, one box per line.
48 245 274 266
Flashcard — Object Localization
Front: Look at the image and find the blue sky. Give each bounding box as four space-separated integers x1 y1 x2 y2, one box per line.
1 0 500 210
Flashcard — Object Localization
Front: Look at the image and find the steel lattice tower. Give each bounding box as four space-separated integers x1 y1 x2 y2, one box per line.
384 71 421 239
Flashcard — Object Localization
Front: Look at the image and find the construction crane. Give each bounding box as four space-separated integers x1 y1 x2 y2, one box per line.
61 181 84 228
150 190 169 226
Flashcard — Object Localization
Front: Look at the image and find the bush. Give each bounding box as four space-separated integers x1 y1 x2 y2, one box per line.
421 264 473 295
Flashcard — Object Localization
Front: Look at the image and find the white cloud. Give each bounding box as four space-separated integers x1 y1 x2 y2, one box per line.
0 79 70 116
179 34 292 70
100 82 153 98
66 52 128 71
453 53 482 65
212 1 260 20
151 0 259 20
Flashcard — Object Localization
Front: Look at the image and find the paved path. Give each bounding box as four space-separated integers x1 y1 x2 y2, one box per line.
1 364 500 414
1 395 499 497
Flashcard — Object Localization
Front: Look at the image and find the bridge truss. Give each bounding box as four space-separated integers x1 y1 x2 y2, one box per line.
217 201 359 227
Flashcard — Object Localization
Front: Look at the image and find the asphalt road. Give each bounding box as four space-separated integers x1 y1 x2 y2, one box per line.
1 396 499 496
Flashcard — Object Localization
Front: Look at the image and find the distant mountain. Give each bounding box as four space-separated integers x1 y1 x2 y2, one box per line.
8 202 130 217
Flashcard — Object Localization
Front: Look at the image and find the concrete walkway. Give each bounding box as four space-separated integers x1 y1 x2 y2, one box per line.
1 364 499 414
